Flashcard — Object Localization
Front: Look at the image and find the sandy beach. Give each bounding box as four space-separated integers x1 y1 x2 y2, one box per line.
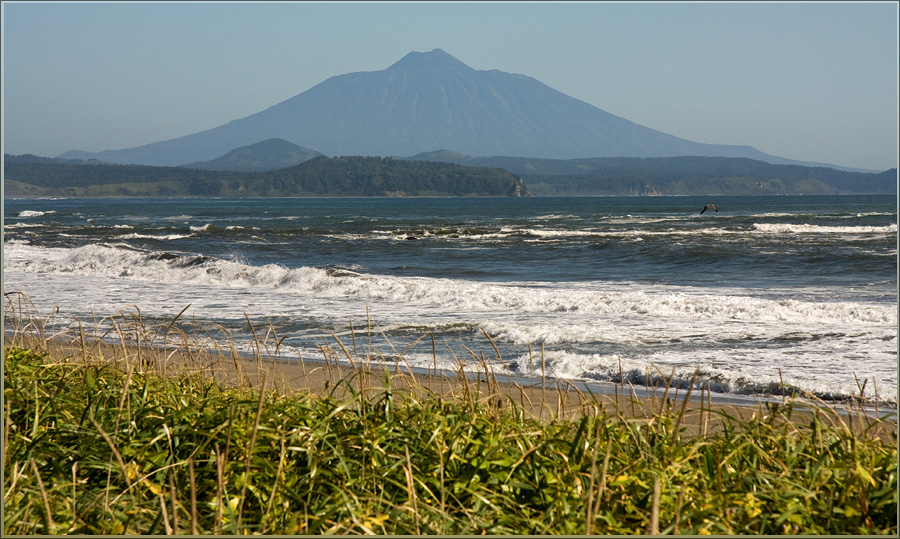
20 332 893 439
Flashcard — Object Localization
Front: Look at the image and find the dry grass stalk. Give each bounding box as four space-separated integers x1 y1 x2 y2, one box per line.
30 459 55 533
673 369 699 434
541 342 547 420
188 457 198 535
648 475 661 535
214 446 225 534
404 444 421 534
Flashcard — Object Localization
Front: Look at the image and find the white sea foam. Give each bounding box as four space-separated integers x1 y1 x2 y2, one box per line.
16 210 56 218
5 242 895 328
117 233 193 240
751 212 799 218
506 348 897 402
327 221 899 244
514 228 598 238
751 223 897 234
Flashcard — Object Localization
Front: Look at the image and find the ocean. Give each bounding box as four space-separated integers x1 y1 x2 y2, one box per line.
3 195 897 404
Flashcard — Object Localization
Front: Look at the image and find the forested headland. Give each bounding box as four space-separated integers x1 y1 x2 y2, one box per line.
3 155 529 197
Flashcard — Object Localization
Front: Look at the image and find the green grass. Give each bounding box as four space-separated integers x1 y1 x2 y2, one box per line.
3 344 896 535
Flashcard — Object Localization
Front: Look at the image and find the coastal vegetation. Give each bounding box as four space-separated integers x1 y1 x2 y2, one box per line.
3 295 896 535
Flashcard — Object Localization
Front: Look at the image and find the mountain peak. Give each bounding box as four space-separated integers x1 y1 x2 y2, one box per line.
388 48 472 72
59 49 806 167
183 138 323 171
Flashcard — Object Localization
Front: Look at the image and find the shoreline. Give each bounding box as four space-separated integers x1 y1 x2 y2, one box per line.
10 333 897 435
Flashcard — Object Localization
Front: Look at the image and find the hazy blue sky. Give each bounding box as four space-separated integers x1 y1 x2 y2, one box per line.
2 1 898 171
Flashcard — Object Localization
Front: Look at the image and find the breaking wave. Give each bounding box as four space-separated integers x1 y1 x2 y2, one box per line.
751 223 897 235
5 242 895 329
16 210 56 218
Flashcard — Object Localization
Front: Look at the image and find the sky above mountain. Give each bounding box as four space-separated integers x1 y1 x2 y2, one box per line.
2 2 898 171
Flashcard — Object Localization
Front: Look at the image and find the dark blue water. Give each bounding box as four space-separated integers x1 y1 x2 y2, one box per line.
6 195 897 290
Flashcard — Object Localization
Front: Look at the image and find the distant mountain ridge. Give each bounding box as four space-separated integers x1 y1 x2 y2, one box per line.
6 150 893 197
4 153 106 166
57 49 858 170
183 138 323 171
406 151 897 195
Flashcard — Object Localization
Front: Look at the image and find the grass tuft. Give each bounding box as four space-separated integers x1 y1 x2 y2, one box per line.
3 343 896 534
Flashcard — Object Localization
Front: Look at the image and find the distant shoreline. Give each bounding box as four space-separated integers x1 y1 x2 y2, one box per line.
6 153 896 197
5 192 897 200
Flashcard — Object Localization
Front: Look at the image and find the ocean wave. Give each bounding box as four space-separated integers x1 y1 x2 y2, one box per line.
117 233 193 240
327 222 898 243
6 243 895 329
506 349 897 403
513 228 598 238
506 350 750 395
751 223 897 235
345 227 702 242
17 210 56 218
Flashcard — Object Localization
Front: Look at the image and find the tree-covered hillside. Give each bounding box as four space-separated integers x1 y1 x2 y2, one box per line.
409 152 897 195
3 155 528 198
257 156 528 197
523 164 897 196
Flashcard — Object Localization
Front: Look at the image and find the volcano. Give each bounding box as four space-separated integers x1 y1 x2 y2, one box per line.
60 48 798 167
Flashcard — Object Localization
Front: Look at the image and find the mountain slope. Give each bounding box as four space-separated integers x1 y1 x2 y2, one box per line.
60 49 831 168
183 138 323 171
